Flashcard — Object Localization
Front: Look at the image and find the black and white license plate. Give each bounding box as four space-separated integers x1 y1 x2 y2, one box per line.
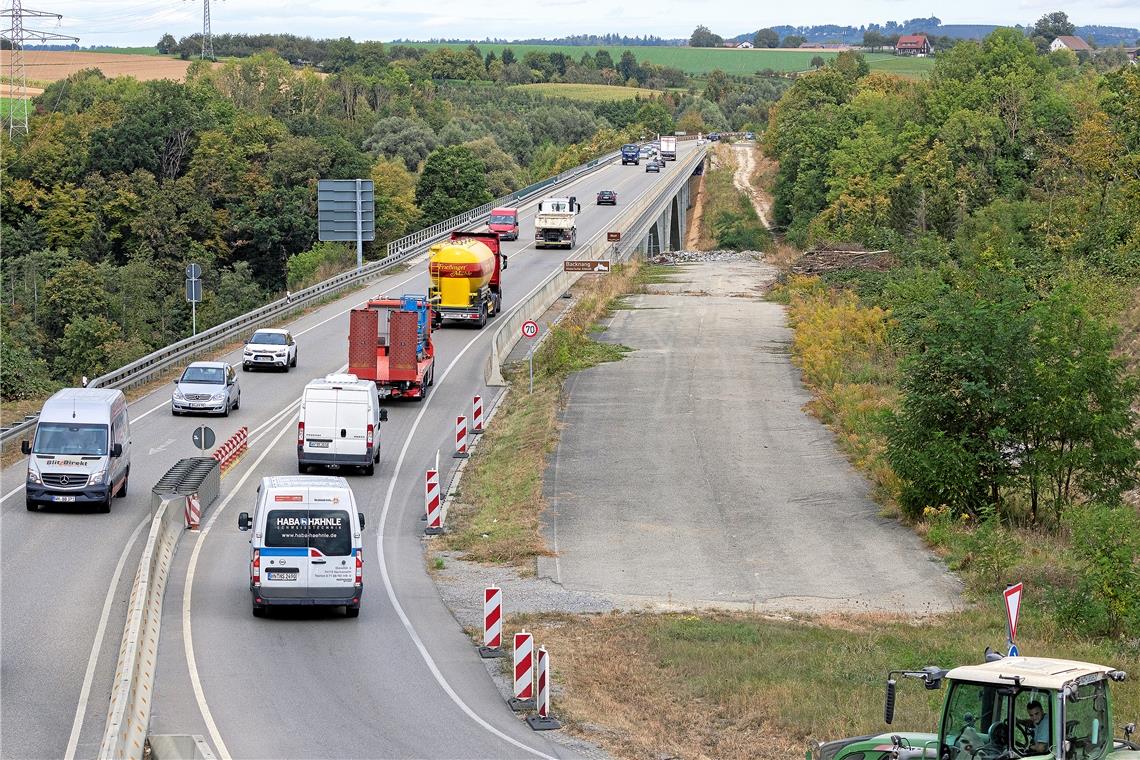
191 402 207 408
267 571 297 581
308 441 330 448
53 495 77 502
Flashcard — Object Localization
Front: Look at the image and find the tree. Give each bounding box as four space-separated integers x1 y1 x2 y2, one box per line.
862 30 888 51
157 34 177 55
617 51 640 83
703 69 731 103
370 156 420 243
501 48 516 66
54 315 122 380
594 49 614 70
811 56 826 69
414 145 492 226
199 262 266 328
689 26 723 48
43 261 112 339
635 100 674 136
363 116 438 171
1032 11 1075 42
753 29 780 48
781 35 807 48
463 136 524 197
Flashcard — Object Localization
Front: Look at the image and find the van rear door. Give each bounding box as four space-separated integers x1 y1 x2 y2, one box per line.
333 388 370 460
302 388 337 454
261 496 311 598
306 483 357 599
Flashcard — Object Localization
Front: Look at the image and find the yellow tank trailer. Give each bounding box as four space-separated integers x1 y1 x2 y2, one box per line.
428 231 506 329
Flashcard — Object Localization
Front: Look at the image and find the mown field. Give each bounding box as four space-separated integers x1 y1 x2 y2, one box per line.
510 82 661 101
0 51 206 84
412 42 935 76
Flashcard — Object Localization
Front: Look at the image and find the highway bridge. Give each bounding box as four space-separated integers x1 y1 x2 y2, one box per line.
0 141 706 759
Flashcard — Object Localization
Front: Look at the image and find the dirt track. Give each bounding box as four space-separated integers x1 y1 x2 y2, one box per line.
733 142 773 229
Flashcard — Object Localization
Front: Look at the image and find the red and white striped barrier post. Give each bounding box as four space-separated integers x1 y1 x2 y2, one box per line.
185 493 202 531
212 427 249 472
424 468 442 535
527 646 562 730
471 395 484 435
508 630 535 711
479 586 503 658
453 415 469 459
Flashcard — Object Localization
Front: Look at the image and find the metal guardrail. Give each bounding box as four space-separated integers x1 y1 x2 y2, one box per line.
487 145 706 385
0 146 629 447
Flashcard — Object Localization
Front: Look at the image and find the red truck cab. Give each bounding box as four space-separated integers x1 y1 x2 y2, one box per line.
488 207 519 241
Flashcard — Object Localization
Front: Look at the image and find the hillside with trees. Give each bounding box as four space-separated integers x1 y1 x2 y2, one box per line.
765 39 1139 634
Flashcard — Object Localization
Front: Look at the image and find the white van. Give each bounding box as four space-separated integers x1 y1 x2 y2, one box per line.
238 476 365 617
297 374 387 475
22 388 131 513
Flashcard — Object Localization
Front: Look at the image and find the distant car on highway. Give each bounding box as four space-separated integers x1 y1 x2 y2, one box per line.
172 361 240 416
242 328 297 372
745 131 755 140
645 160 661 173
596 189 617 205
708 132 721 142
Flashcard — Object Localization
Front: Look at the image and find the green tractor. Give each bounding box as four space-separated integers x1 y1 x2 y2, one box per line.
809 652 1139 760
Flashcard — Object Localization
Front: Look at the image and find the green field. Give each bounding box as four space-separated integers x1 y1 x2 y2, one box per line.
84 46 160 56
511 82 662 101
0 97 26 118
412 43 934 77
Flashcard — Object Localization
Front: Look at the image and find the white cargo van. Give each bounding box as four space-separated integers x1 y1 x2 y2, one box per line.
22 388 131 513
238 476 365 617
297 374 387 475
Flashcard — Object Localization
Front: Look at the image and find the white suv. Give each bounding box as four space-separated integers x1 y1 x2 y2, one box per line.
243 329 298 372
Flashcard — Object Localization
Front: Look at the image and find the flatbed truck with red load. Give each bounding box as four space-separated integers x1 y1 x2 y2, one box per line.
348 294 435 401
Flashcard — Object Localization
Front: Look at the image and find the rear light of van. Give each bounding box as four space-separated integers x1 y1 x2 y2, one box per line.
296 421 304 446
252 549 261 586
355 553 363 586
366 423 374 448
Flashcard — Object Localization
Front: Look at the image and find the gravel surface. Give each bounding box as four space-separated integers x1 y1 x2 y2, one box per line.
648 249 762 264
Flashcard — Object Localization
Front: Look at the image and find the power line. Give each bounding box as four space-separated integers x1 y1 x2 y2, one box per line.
2 0 79 136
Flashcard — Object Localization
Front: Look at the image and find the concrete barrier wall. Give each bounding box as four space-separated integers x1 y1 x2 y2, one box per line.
99 494 186 760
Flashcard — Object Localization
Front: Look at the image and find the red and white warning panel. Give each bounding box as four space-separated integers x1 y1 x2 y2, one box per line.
509 630 535 711
454 415 469 459
484 587 501 648
471 395 484 435
424 468 442 535
527 645 561 730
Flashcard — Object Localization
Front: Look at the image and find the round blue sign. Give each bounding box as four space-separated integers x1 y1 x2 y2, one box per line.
1008 644 1020 657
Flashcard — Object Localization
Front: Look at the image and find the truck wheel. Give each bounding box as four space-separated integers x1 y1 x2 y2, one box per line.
477 306 488 329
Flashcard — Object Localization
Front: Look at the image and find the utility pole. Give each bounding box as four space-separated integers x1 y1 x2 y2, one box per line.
200 0 214 60
1 1 78 137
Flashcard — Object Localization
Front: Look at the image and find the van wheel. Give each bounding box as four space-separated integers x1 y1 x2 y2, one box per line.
363 463 375 476
116 471 129 498
298 462 309 474
252 602 266 618
26 499 37 512
345 606 360 618
98 496 112 514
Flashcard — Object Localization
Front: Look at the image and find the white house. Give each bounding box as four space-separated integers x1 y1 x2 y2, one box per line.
1050 35 1091 53
737 41 754 48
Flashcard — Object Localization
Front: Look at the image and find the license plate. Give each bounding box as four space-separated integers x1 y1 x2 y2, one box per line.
191 402 207 408
267 571 297 581
256 356 271 361
53 495 76 502
308 441 330 448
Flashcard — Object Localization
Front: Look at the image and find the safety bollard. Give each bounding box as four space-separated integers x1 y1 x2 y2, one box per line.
454 415 469 458
527 646 562 730
471 395 484 435
424 469 442 535
184 493 202 531
479 586 503 658
508 630 535 711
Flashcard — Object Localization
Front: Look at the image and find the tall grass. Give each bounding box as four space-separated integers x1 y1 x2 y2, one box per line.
695 145 772 251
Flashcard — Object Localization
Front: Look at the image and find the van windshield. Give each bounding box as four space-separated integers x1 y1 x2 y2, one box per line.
33 423 109 455
265 509 351 556
489 214 516 224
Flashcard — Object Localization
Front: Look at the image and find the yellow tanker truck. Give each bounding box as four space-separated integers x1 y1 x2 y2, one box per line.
428 230 507 329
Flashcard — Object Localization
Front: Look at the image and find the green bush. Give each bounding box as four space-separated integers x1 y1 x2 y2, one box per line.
286 243 356 290
0 337 57 400
1062 502 1140 636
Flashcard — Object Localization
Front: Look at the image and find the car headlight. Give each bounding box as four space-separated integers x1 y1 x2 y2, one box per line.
88 469 106 486
275 350 287 356
173 390 185 400
27 469 41 484
211 392 225 401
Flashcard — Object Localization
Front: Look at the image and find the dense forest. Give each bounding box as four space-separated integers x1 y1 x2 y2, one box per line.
0 47 783 399
766 38 1139 632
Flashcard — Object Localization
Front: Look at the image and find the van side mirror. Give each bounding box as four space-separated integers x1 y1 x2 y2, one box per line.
111 443 123 458
379 410 389 422
358 512 366 529
238 512 251 531
501 254 508 270
21 440 31 455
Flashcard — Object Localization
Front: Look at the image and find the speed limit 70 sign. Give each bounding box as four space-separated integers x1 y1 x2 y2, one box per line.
521 320 540 339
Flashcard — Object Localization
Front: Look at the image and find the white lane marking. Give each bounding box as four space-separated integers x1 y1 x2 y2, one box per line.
63 516 151 760
376 315 561 760
182 412 298 760
0 483 23 503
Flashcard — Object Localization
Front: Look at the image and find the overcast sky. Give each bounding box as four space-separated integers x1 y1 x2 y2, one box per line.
30 0 1140 48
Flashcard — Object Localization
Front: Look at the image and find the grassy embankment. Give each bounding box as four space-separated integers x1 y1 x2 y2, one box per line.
434 154 1139 759
415 42 935 77
695 143 772 251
